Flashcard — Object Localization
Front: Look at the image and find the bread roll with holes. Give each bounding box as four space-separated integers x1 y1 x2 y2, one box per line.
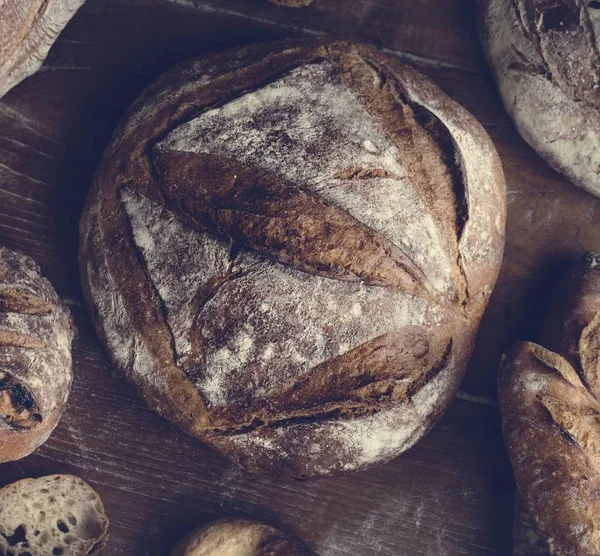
0 474 108 556
0 246 74 463
80 39 506 477
499 253 600 555
478 0 600 198
170 518 313 556
0 0 86 99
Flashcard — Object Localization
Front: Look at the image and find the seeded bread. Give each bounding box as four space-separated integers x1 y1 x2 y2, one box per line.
0 474 108 556
80 39 506 477
0 246 75 463
170 519 313 556
0 0 86 99
478 0 600 198
499 253 600 555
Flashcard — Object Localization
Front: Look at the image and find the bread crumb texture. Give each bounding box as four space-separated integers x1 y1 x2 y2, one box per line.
0 475 108 556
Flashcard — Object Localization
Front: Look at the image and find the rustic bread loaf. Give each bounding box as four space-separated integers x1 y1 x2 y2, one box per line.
0 0 86 99
499 253 600 555
0 246 74 463
80 39 506 476
170 519 313 556
478 0 600 198
0 474 109 556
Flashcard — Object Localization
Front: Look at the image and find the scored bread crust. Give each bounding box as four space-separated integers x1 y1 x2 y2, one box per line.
170 518 313 556
0 0 86 99
0 246 75 463
477 0 600 198
499 254 600 555
0 474 109 556
80 39 506 476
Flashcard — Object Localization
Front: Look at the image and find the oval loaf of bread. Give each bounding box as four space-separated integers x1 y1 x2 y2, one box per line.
0 474 109 556
170 519 313 556
0 246 75 463
80 39 506 476
0 0 86 99
499 253 600 555
478 0 600 198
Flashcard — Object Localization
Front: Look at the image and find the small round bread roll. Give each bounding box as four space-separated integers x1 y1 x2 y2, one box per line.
0 246 75 463
499 253 600 555
478 0 600 197
0 474 109 556
80 39 505 477
0 0 86 98
170 519 313 556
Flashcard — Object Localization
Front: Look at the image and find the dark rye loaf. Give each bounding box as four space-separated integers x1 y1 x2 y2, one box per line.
499 254 600 555
0 246 74 463
478 0 600 198
80 40 506 476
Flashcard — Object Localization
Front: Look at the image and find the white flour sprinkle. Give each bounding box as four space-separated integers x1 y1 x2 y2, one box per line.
157 60 453 294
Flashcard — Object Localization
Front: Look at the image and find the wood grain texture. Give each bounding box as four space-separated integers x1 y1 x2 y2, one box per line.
0 0 597 553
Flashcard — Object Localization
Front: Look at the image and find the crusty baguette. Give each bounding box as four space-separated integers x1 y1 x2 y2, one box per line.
0 0 86 99
170 519 313 556
80 39 505 476
499 253 600 555
499 341 600 555
0 246 75 463
0 474 109 556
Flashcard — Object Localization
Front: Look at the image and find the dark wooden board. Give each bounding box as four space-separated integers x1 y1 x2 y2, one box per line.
0 0 598 553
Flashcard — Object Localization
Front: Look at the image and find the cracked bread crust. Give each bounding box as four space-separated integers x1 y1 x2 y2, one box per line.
0 246 75 463
500 254 600 555
79 39 506 476
478 0 600 198
0 0 86 99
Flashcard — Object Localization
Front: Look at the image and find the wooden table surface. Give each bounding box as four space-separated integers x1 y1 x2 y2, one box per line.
0 0 598 554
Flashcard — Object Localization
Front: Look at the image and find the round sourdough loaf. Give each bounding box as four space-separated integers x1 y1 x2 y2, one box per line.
0 0 86 99
0 246 74 463
478 0 600 198
80 40 506 476
499 254 600 555
170 519 313 556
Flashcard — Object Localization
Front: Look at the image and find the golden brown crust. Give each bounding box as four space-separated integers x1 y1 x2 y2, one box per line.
170 518 314 556
501 253 600 555
0 246 75 463
499 341 600 555
80 39 505 476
